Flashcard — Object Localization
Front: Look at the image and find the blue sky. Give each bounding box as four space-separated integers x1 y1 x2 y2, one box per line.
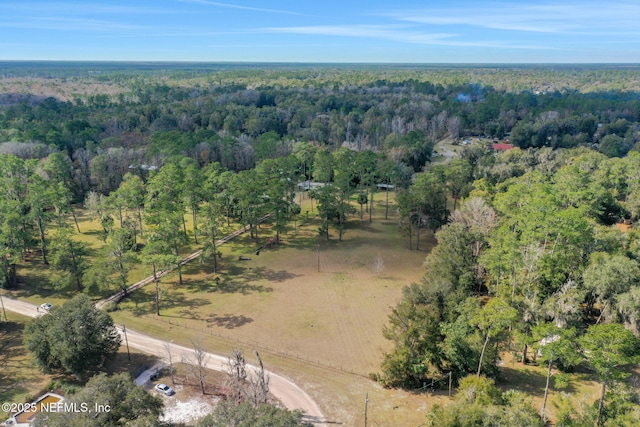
1 0 639 63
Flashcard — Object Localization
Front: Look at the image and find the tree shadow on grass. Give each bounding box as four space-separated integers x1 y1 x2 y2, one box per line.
123 286 210 319
156 294 211 320
210 274 273 295
181 258 216 276
344 220 385 234
0 321 54 404
499 365 580 396
227 265 299 283
182 265 298 295
181 277 271 295
0 320 27 351
252 266 300 283
281 238 317 250
182 278 216 293
205 313 254 329
81 229 106 238
11 276 77 301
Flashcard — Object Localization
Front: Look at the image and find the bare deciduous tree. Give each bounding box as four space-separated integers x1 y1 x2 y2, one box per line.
446 116 461 140
225 349 270 407
182 337 209 394
226 349 247 403
164 342 175 385
247 351 270 407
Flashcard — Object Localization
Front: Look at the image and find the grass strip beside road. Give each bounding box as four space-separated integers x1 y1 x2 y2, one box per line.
108 310 432 426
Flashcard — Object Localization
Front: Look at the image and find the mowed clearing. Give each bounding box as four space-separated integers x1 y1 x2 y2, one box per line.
109 193 435 425
6 190 438 425
116 194 429 376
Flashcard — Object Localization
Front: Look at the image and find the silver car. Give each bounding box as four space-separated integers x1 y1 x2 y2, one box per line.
155 383 175 396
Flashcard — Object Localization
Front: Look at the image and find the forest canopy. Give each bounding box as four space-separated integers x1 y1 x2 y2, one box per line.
3 63 640 425
1 63 639 203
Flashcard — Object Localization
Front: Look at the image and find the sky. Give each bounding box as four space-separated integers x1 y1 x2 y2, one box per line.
1 0 640 63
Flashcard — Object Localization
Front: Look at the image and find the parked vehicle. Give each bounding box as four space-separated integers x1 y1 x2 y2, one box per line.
155 383 175 396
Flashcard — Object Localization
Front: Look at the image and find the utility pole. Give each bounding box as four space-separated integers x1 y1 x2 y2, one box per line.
364 393 369 427
122 324 131 361
0 292 6 322
448 371 453 398
153 263 160 316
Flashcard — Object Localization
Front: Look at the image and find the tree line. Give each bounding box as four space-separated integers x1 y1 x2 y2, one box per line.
0 138 423 298
381 147 640 425
1 67 640 204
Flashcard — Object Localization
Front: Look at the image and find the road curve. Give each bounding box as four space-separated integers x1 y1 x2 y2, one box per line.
1 296 325 424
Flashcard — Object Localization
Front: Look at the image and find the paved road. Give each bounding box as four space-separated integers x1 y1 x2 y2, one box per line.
2 296 325 424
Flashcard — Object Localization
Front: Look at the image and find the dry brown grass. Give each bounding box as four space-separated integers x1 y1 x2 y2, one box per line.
115 193 428 376
107 192 437 425
110 310 439 426
0 77 126 102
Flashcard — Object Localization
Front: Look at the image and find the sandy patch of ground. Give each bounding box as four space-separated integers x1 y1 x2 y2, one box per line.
159 384 219 426
143 364 230 426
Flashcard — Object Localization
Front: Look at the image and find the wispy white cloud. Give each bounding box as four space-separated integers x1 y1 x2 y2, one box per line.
263 25 456 44
0 2 173 33
0 17 145 32
393 6 576 33
2 2 173 15
262 24 560 50
178 0 304 16
388 2 640 34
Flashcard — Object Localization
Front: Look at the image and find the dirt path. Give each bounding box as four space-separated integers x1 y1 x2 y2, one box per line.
437 144 458 163
96 215 270 309
1 296 325 424
434 136 460 164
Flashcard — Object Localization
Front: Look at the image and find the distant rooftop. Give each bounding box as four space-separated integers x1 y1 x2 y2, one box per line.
492 143 515 151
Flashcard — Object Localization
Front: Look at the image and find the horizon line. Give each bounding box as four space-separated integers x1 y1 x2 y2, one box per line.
2 60 640 66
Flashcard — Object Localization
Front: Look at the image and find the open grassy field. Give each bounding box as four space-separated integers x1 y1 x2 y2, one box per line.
101 191 440 425
107 191 602 425
4 190 604 425
112 191 427 376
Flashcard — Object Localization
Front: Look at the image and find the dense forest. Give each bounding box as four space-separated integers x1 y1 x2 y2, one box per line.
1 63 639 204
382 147 640 425
2 63 640 426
